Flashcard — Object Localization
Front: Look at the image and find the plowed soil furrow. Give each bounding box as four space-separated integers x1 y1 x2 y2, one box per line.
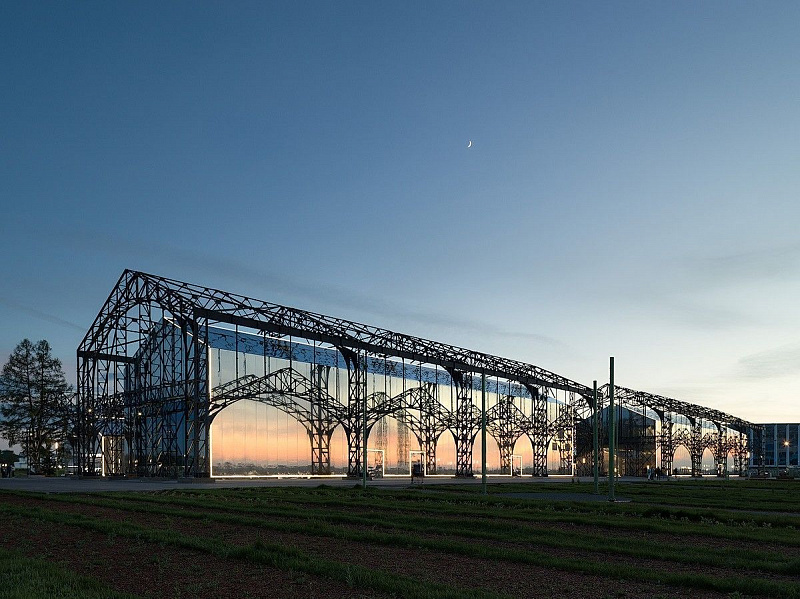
0 500 389 599
0 495 753 599
95 493 800 562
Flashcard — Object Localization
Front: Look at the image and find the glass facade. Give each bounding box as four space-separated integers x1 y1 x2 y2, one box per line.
752 423 800 469
207 326 567 477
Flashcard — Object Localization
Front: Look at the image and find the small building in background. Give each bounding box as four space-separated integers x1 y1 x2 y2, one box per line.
750 423 799 476
575 406 656 477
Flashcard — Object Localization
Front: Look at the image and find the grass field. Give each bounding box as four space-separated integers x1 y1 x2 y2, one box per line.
1 479 799 598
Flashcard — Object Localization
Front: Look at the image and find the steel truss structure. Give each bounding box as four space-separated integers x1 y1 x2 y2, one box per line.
76 270 593 478
594 385 760 477
76 270 760 478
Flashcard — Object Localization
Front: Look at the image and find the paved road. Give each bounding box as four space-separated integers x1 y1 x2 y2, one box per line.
0 474 575 493
0 474 736 494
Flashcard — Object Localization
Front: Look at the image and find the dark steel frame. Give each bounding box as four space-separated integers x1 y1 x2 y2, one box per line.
76 270 592 477
76 270 760 478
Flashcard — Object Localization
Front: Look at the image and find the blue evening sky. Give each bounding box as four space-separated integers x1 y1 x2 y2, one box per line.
1 2 799 424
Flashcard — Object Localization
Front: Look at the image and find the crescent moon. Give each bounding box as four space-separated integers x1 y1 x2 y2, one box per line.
467 140 472 148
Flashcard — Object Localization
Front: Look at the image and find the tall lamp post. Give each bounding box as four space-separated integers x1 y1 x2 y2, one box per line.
592 380 599 494
481 372 487 495
609 357 616 502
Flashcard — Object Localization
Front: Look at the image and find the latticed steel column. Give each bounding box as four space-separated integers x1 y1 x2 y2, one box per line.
490 395 519 474
396 409 410 472
448 369 476 477
550 398 576 476
183 317 210 477
656 410 675 476
309 365 334 475
419 399 440 474
714 423 727 476
496 441 512 474
689 418 704 477
341 348 367 477
733 432 749 476
555 427 573 475
76 354 99 475
423 437 438 474
528 385 548 476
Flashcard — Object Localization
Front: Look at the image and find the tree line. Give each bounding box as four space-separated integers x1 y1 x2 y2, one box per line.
0 339 74 475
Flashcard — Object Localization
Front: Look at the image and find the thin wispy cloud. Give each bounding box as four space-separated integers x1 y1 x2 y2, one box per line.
0 296 85 333
737 343 800 380
654 299 763 331
398 309 568 349
684 242 800 289
645 242 800 331
649 383 722 402
607 243 799 332
619 285 764 332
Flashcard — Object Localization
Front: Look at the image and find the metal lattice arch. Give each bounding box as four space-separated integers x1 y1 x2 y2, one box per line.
76 270 760 478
